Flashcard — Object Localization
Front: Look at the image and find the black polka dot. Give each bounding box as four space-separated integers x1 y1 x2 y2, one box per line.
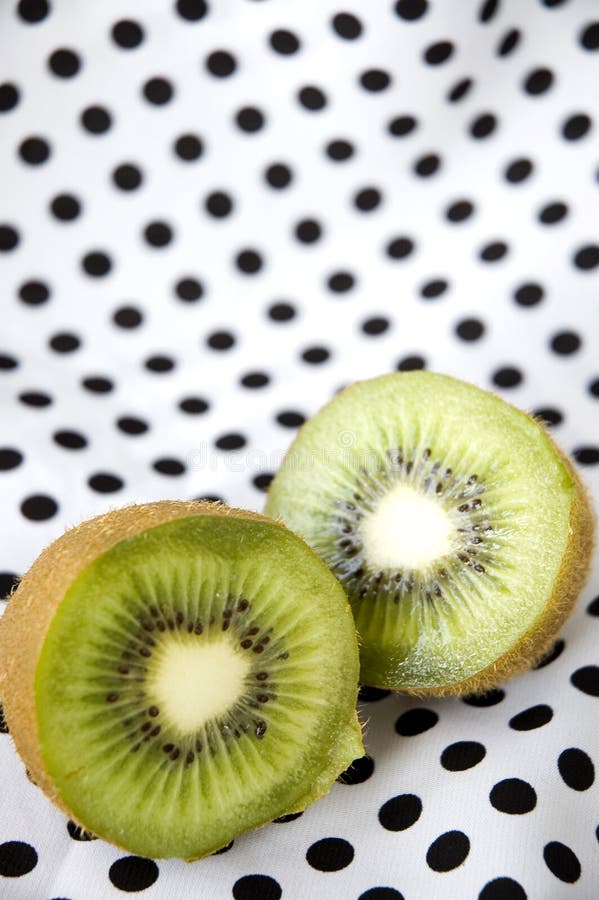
264 162 292 187
179 397 209 414
362 316 390 336
587 595 599 615
112 163 143 190
67 820 96 841
441 741 486 771
497 29 521 57
543 842 581 883
463 689 505 707
0 448 23 470
19 391 52 407
240 371 269 388
0 573 19 599
395 0 428 20
470 113 497 138
21 494 58 521
424 41 454 65
396 355 426 371
269 29 300 55
306 838 354 872
273 812 303 824
504 158 533 183
338 755 375 785
80 106 112 134
478 877 527 900
111 19 144 49
253 473 273 491
332 13 363 39
492 366 522 388
232 874 282 900
174 134 204 160
0 226 19 251
268 301 296 321
0 353 18 370
109 857 159 892
50 193 81 221
523 67 554 95
509 704 553 731
235 249 263 273
82 375 114 392
358 686 391 702
426 831 470 872
53 430 87 450
213 841 234 854
82 251 112 276
176 278 204 301
0 841 38 877
480 241 508 261
446 200 474 222
326 139 355 161
205 191 234 218
113 306 143 329
378 794 422 831
386 236 414 258
276 411 305 428
153 457 186 475
514 282 543 306
88 473 124 493
479 0 500 22
532 407 563 427
144 221 173 247
236 107 265 133
0 704 8 731
295 218 322 243
456 318 485 341
145 354 175 372
19 135 51 164
215 433 246 451
420 278 448 299
388 115 418 137
447 77 473 102
206 50 236 77
550 330 581 355
17 0 50 23
327 271 355 292
538 201 568 224
49 332 81 353
176 0 208 20
571 665 599 696
354 187 382 211
143 77 174 104
359 890 404 900
557 748 594 791
207 330 235 350
301 346 330 364
360 69 391 92
117 416 149 435
580 22 599 50
48 48 81 78
395 707 438 736
561 113 591 140
0 83 20 113
298 85 327 111
490 778 536 814
414 153 441 176
573 244 599 270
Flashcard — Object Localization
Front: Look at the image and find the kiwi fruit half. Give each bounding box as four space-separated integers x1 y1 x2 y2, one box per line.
0 501 362 860
266 372 594 695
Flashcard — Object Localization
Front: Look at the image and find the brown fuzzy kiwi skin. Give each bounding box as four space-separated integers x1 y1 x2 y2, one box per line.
0 500 362 854
267 380 595 698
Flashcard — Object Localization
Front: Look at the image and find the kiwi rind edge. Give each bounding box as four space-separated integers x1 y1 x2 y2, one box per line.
0 500 364 857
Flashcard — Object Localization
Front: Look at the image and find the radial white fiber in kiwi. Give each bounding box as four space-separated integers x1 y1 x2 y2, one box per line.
0 502 362 860
266 372 594 695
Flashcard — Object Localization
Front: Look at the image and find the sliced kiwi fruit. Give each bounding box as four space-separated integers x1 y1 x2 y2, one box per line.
266 372 594 695
0 501 362 860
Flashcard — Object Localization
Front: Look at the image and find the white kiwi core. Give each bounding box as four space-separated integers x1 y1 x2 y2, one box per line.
147 637 250 734
360 483 456 570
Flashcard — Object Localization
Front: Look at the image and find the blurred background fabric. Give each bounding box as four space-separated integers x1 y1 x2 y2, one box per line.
1 0 598 897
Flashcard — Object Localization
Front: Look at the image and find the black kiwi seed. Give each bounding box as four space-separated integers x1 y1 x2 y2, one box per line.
148 706 159 717
106 693 118 703
256 721 267 738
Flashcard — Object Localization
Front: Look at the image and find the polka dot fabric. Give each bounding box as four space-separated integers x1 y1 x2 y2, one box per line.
1 0 598 896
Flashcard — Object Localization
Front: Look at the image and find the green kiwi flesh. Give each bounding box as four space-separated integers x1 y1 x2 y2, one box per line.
0 503 362 859
266 372 594 694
